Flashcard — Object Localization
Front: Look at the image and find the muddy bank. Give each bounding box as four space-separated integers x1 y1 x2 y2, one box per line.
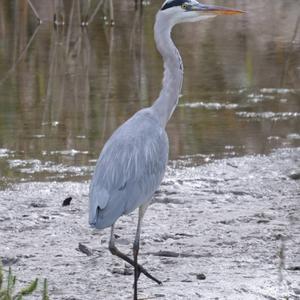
0 148 299 299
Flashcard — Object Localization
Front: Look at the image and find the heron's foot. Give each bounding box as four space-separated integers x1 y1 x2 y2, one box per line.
109 243 162 285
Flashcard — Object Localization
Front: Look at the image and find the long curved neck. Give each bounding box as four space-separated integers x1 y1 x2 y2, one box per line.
151 14 183 128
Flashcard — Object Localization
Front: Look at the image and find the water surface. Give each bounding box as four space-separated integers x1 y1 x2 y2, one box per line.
0 0 299 187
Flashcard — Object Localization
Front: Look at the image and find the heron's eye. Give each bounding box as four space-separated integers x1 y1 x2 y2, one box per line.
181 3 188 10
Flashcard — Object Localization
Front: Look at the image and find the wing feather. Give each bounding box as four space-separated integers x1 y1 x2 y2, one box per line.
89 108 168 228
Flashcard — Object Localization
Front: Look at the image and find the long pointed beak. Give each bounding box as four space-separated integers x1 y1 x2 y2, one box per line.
190 3 245 15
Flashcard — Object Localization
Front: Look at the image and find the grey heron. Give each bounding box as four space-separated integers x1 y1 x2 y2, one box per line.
89 0 244 298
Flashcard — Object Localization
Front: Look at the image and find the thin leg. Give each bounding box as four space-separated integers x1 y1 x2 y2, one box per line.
108 223 162 285
133 204 148 300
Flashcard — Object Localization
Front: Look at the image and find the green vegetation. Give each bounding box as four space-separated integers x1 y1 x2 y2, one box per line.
42 279 49 300
0 263 49 300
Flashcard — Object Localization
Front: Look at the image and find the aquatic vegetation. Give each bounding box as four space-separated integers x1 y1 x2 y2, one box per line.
0 264 49 300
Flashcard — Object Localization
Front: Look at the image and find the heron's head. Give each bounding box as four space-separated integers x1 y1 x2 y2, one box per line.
159 0 244 25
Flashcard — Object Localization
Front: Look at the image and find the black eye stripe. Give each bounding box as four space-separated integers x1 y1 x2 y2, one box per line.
161 0 187 10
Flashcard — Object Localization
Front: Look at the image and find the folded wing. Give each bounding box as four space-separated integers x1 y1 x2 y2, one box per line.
89 109 168 229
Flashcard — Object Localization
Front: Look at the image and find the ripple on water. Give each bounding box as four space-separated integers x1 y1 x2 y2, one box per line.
227 87 297 106
179 101 238 110
236 111 300 121
0 148 14 158
47 149 89 156
260 88 298 94
32 134 46 139
7 158 93 178
287 133 300 140
247 93 275 103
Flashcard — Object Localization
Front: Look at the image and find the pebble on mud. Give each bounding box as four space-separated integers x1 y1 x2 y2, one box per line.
62 197 73 206
77 243 93 256
294 288 300 295
152 250 180 257
287 266 300 271
288 172 300 180
1 256 19 266
196 273 206 280
29 202 47 208
154 293 165 298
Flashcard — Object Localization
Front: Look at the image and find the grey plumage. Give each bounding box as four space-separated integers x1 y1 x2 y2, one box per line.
89 108 168 229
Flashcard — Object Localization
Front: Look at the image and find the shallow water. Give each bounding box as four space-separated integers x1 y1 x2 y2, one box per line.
0 0 299 188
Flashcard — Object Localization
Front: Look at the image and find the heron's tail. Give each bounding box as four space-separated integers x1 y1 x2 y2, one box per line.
89 186 109 228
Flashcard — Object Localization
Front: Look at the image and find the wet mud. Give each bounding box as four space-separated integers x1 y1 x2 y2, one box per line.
0 148 299 299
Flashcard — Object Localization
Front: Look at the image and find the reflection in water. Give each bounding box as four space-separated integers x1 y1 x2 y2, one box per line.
0 0 299 186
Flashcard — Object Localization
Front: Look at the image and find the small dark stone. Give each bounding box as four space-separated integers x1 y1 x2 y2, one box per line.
227 163 238 168
181 278 193 282
294 288 300 295
287 266 300 271
2 256 19 266
196 273 206 280
274 234 284 240
62 197 72 206
219 219 235 225
289 172 300 180
257 219 270 224
175 232 194 238
30 202 47 208
77 243 93 256
152 250 180 258
21 254 35 259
